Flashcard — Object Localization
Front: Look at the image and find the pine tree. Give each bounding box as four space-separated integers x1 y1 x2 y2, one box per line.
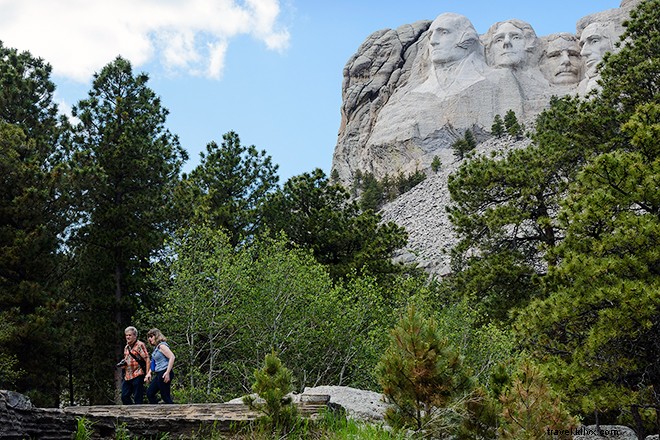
262 169 408 281
431 156 442 173
69 56 187 403
0 42 70 406
178 131 279 246
376 306 473 435
491 114 505 137
243 351 298 434
504 110 522 138
499 361 577 439
515 2 660 434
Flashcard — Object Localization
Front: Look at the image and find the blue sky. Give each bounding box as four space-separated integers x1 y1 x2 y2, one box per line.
0 0 621 183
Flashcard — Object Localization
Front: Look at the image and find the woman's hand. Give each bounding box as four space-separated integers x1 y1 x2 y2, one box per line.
163 371 170 383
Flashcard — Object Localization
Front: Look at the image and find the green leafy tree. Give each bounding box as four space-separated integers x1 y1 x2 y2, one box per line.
491 114 505 138
0 42 71 406
263 169 408 281
376 306 473 435
68 56 187 403
143 226 410 400
178 131 279 246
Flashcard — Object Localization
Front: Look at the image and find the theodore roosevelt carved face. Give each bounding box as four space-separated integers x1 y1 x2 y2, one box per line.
540 33 582 85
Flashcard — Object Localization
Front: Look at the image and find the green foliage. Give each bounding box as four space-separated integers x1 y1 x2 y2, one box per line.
503 110 522 139
498 361 577 440
67 56 187 403
511 2 660 432
243 351 298 434
74 417 94 440
178 131 279 246
377 306 473 435
353 170 426 211
317 409 409 440
358 171 383 211
451 129 477 160
431 155 442 173
0 42 71 406
143 226 411 401
491 114 505 137
263 169 408 281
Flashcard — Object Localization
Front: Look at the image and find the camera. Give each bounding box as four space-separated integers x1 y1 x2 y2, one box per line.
116 359 127 368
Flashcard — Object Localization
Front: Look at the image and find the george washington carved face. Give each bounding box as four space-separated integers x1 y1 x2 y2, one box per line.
428 13 480 67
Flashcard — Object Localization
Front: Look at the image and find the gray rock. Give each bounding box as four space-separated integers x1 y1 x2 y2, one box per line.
302 385 391 421
379 135 530 276
331 3 637 186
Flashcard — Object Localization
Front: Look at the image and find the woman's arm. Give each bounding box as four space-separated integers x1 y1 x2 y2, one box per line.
161 344 176 383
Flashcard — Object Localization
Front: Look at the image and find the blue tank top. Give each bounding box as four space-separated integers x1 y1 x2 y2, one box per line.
152 342 171 372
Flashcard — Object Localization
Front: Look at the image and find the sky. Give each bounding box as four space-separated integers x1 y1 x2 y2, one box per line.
0 0 622 183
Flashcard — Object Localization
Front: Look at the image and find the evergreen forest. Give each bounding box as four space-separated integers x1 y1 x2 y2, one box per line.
0 1 658 438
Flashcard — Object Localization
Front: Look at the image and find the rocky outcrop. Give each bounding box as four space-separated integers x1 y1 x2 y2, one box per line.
0 389 328 439
380 135 530 276
0 390 77 439
331 1 640 185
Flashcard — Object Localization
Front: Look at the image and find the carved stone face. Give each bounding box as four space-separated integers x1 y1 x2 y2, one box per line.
490 22 527 68
428 13 477 67
580 23 613 77
540 36 581 84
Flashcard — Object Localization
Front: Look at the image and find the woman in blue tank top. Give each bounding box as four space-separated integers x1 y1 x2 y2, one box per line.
145 328 176 404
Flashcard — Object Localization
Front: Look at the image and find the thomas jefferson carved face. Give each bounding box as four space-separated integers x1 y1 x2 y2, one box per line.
490 22 527 67
540 34 581 85
428 13 479 67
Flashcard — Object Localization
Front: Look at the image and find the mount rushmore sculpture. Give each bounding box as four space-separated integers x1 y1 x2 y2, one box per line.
331 1 641 185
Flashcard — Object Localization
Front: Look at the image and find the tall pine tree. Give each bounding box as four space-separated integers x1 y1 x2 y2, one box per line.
68 56 187 403
0 42 71 406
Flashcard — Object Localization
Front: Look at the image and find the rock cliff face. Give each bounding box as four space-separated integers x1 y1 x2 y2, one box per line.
331 1 641 185
331 1 643 276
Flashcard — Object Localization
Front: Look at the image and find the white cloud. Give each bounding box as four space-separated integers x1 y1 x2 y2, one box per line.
0 0 289 82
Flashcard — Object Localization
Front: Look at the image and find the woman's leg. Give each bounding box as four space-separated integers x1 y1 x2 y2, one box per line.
160 371 174 404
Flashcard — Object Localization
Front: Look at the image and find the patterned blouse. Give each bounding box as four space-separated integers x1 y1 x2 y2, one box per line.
123 340 149 380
